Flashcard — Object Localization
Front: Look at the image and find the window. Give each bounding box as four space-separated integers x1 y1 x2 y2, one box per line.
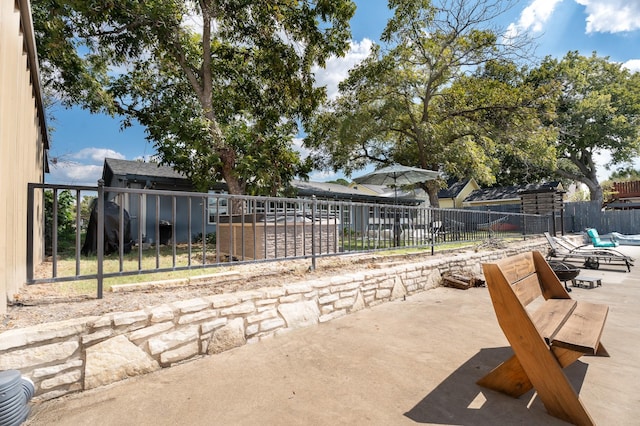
208 191 228 224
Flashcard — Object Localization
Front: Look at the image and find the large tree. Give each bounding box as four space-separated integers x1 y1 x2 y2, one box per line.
32 0 356 195
533 51 640 202
305 0 556 206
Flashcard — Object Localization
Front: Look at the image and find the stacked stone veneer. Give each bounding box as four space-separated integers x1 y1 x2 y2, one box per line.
217 219 338 260
0 242 547 401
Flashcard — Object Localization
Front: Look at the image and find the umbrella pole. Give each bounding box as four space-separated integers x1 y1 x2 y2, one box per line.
393 173 399 247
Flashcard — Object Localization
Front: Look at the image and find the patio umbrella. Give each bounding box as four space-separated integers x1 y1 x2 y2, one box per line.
354 165 440 247
353 164 440 203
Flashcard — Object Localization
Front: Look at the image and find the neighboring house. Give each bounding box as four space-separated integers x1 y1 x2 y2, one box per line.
103 158 194 192
0 0 49 313
294 180 421 205
437 178 480 209
463 182 563 208
102 158 216 245
101 159 425 244
607 181 640 209
348 182 386 197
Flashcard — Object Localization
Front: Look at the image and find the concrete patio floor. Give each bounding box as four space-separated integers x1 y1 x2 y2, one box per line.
25 246 640 426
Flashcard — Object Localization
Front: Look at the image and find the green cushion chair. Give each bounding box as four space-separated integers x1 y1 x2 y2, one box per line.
586 228 619 248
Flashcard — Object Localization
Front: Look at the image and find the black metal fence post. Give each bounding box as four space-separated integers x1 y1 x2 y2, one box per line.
311 196 317 271
52 188 58 278
26 183 35 283
75 189 82 275
96 179 105 299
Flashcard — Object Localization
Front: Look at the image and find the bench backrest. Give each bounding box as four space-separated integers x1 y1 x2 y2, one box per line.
488 251 570 307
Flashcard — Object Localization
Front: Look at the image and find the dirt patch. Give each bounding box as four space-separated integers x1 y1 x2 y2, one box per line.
2 251 456 331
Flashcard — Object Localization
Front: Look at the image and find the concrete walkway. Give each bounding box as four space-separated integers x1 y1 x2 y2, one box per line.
26 246 640 425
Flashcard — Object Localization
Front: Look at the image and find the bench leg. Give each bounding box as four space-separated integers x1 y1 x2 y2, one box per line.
478 349 597 425
477 344 599 398
551 347 584 368
595 342 609 357
477 355 533 397
519 349 595 426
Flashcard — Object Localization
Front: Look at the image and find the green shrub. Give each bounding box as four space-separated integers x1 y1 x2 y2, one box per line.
193 232 216 245
45 189 77 255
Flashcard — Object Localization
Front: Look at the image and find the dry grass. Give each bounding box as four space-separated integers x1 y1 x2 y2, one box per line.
35 244 226 294
34 235 523 296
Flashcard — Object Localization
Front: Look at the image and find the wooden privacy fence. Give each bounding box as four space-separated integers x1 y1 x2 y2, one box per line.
563 201 640 235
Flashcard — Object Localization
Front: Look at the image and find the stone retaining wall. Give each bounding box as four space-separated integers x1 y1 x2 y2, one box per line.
0 241 547 401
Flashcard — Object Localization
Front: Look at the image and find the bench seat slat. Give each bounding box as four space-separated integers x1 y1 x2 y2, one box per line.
530 299 577 343
551 302 608 354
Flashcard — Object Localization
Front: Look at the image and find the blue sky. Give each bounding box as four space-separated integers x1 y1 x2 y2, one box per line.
46 0 640 186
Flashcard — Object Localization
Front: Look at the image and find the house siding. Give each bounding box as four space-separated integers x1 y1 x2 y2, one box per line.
0 0 48 313
108 187 215 245
438 179 480 209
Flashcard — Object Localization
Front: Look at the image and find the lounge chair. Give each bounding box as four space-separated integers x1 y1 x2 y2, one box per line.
586 228 619 247
544 232 634 272
560 234 631 255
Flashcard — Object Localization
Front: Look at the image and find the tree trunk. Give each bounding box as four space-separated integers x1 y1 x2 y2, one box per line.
588 182 603 204
424 180 440 208
576 169 602 204
218 146 245 214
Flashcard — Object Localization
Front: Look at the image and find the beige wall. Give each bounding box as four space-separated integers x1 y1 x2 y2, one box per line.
0 0 48 313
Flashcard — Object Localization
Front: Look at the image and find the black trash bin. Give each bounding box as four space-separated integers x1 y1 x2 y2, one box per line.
159 220 173 245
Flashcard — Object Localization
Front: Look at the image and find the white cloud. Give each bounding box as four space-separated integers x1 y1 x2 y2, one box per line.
313 39 374 100
508 0 640 37
622 59 640 72
48 163 103 186
507 0 563 37
575 0 640 33
46 147 127 185
520 0 563 32
292 137 312 159
72 148 126 163
133 154 160 163
303 39 375 182
310 170 340 181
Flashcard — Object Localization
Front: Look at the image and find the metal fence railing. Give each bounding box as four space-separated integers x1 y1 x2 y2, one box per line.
27 181 553 298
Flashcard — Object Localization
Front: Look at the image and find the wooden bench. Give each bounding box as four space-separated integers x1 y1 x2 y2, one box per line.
477 251 609 425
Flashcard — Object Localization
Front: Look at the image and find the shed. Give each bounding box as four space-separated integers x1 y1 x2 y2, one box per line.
520 185 565 235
